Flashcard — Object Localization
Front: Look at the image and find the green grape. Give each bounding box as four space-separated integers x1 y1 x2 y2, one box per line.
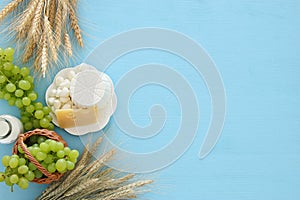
9 174 19 184
6 83 16 92
55 159 67 172
48 123 55 130
0 172 5 182
34 110 44 119
37 136 46 144
28 162 37 171
15 98 23 108
31 147 40 156
28 91 38 101
8 97 16 106
3 70 12 77
41 162 48 169
11 154 19 159
5 167 12 174
20 116 29 123
36 152 47 161
24 122 33 131
15 89 24 97
44 155 54 164
3 62 13 71
32 144 39 147
34 170 43 179
0 75 7 83
18 80 31 90
18 177 29 190
24 171 35 181
24 75 34 83
69 150 79 160
66 161 75 170
22 97 31 106
45 139 52 144
12 65 20 74
69 157 77 163
18 165 29 174
40 118 50 128
3 93 11 100
20 67 30 77
49 140 57 152
5 176 13 186
4 47 14 57
63 147 71 156
40 142 50 153
18 145 25 154
33 120 40 129
57 150 65 158
25 104 35 113
47 163 56 173
29 135 38 144
56 142 64 152
45 114 52 121
34 102 43 110
27 147 33 154
19 158 26 166
2 155 10 167
9 157 19 168
42 106 51 114
0 91 4 99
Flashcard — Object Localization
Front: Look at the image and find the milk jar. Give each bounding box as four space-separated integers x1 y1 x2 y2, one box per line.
0 115 23 144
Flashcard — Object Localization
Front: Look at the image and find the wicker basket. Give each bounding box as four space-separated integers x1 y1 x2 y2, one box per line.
13 129 67 184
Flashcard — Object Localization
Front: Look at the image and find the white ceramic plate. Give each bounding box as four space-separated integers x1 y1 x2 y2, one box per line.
45 63 117 135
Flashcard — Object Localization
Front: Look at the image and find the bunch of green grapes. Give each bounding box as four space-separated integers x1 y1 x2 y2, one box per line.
0 47 54 131
0 135 79 191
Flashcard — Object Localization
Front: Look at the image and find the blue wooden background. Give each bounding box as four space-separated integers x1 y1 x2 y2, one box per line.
1 0 300 199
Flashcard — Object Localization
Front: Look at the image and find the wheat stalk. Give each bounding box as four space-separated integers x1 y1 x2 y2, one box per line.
0 0 84 76
36 137 153 200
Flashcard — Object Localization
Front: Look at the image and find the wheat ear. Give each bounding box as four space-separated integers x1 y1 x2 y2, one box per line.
41 33 49 78
49 0 56 27
15 0 39 38
44 16 58 62
68 5 83 47
64 33 72 56
30 0 45 42
0 0 24 22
